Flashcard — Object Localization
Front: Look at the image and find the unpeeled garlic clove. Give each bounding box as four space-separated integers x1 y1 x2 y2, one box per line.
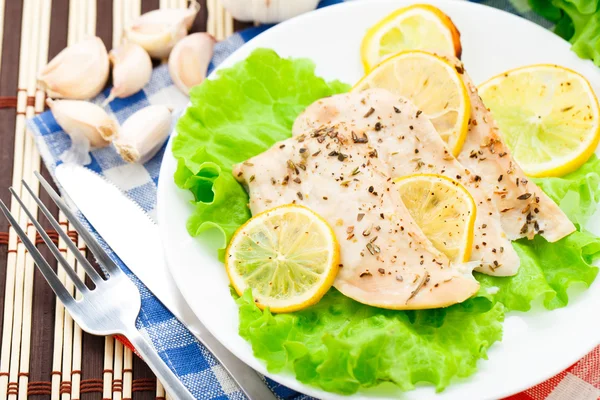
168 33 215 95
123 1 201 59
38 37 109 99
47 98 119 165
104 43 153 105
47 98 118 147
219 0 319 23
114 105 173 164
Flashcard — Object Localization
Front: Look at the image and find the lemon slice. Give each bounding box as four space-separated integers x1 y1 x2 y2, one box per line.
225 205 340 313
394 174 476 263
361 4 462 72
354 50 470 156
479 64 600 177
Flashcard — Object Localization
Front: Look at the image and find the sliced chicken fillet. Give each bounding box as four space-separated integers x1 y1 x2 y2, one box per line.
448 58 576 242
233 131 479 309
293 89 520 276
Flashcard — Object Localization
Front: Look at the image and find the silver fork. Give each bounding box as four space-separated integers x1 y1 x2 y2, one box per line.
0 174 196 400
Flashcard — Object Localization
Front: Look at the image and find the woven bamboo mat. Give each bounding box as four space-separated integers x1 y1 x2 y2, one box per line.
0 1 251 398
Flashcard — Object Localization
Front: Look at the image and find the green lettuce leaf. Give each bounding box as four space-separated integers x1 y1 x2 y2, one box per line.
529 0 564 22
237 289 505 394
528 0 600 65
555 0 600 66
173 48 349 256
533 156 600 228
476 231 599 311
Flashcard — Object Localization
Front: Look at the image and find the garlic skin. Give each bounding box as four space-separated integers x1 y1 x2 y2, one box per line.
47 98 119 165
219 0 319 23
38 37 109 99
168 33 215 95
105 43 153 105
114 105 173 164
124 1 201 59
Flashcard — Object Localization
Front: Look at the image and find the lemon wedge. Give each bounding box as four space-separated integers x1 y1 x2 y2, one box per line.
225 205 340 313
394 174 476 263
354 50 470 156
479 64 600 177
361 4 462 72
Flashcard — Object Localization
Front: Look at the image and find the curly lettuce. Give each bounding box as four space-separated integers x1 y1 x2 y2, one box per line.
529 0 600 65
532 155 600 228
477 230 599 311
174 49 600 395
237 289 504 394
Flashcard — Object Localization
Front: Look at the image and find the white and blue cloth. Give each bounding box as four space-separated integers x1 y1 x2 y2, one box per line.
27 0 559 398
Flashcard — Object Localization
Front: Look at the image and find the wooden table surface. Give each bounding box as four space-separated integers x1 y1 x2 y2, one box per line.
0 1 250 398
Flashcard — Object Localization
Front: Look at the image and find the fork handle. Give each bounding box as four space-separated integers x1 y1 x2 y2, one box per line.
125 329 196 400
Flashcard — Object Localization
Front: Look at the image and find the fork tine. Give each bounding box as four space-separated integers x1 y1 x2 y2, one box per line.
0 199 74 305
11 187 89 293
22 180 104 284
35 171 122 276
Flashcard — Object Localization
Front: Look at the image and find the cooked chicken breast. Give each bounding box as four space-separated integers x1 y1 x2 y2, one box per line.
293 89 520 276
233 131 480 309
452 60 576 242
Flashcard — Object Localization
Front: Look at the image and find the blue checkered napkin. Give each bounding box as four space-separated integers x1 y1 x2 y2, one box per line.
27 0 556 398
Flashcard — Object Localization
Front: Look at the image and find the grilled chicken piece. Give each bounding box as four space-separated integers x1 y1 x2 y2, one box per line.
451 60 576 242
233 131 479 309
293 89 520 276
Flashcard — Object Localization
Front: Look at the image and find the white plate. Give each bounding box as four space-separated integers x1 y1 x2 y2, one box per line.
157 1 600 398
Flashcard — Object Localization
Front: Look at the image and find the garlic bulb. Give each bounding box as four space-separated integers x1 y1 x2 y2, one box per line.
47 98 119 165
104 43 153 105
38 37 109 99
219 0 319 23
168 33 215 95
123 1 201 59
114 105 173 164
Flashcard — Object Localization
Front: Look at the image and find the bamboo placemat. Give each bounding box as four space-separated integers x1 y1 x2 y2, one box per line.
0 1 249 398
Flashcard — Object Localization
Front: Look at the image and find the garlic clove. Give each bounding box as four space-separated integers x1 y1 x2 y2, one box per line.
123 1 200 59
46 98 118 147
104 43 153 106
168 33 215 95
126 23 187 60
219 0 319 23
113 105 173 164
47 98 119 165
38 37 109 99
